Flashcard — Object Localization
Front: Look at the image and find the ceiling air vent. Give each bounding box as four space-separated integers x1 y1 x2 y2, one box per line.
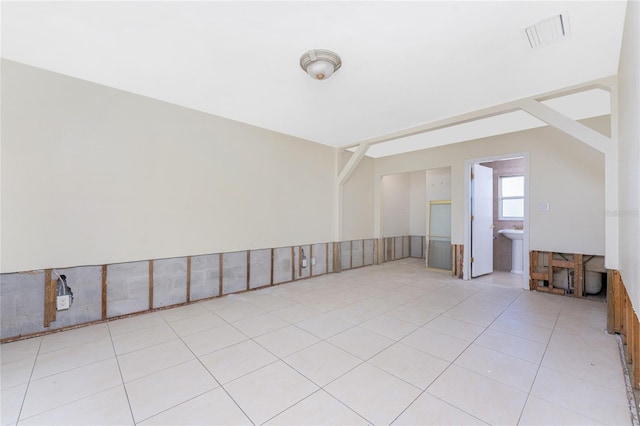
522 11 570 49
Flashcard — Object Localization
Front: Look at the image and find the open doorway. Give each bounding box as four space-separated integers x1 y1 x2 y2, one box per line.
465 154 529 288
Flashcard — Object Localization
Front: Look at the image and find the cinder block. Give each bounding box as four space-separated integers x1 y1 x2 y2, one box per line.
53 265 102 329
222 251 247 295
273 247 293 284
364 240 375 265
250 249 271 289
410 236 423 258
190 254 220 301
311 243 327 275
153 257 187 308
0 271 46 339
107 261 149 317
340 241 351 270
351 240 364 268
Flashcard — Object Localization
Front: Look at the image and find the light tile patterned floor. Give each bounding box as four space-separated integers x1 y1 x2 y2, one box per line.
1 259 633 425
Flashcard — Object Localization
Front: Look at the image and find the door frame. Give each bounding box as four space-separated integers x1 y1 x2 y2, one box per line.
463 152 530 289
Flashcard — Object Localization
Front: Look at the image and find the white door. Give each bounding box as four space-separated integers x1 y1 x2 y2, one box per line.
471 164 493 277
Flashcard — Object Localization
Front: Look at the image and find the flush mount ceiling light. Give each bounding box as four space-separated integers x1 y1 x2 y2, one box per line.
300 49 341 80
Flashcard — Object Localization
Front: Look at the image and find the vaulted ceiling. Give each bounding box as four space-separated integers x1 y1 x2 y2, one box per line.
1 1 627 157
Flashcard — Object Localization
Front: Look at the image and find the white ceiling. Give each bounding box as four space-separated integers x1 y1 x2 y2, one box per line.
0 1 627 155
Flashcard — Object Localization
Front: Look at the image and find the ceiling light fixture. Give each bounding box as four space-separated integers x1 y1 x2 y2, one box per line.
300 49 341 80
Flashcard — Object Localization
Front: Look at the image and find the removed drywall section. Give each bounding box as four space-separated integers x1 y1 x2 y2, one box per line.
311 243 327 275
190 254 220 301
340 241 351 270
273 247 293 284
352 240 364 268
222 252 247 294
364 240 375 266
53 266 102 328
410 236 425 259
0 60 334 273
0 271 45 339
249 249 271 289
107 261 149 317
153 257 187 308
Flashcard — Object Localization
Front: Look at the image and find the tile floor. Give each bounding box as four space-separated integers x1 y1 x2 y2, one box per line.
1 259 633 425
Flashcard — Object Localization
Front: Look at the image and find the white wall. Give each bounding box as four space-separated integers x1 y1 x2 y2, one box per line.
617 0 640 312
382 173 410 237
1 60 335 272
342 152 375 240
376 117 608 256
409 171 426 235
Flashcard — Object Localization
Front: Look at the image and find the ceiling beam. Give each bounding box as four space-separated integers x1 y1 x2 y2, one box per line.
338 142 370 185
517 98 610 153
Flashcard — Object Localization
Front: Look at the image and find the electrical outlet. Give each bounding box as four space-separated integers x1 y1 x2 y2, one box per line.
311 257 316 266
302 258 308 268
56 295 71 310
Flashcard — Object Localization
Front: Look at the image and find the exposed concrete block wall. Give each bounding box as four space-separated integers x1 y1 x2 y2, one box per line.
0 240 375 341
0 271 45 339
249 249 271 289
153 258 187 308
54 266 102 328
107 261 149 317
222 252 248 295
190 254 220 301
410 236 426 259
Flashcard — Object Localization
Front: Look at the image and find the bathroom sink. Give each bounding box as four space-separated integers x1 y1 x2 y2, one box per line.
498 229 524 274
498 229 524 240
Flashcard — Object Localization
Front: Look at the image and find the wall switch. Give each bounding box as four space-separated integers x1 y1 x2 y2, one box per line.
56 295 71 310
539 202 550 211
311 257 316 266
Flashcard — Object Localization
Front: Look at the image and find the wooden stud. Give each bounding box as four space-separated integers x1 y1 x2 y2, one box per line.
325 243 329 273
362 240 365 266
218 253 223 296
333 242 340 273
149 260 154 310
350 240 353 269
44 269 54 328
573 254 583 297
633 311 640 389
607 270 615 333
247 251 251 290
101 265 108 320
421 236 425 259
626 295 633 365
270 248 275 285
547 251 554 290
186 256 191 303
614 271 623 333
292 247 296 280
310 244 313 276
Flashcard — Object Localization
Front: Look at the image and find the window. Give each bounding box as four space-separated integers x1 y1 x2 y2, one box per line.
499 175 524 219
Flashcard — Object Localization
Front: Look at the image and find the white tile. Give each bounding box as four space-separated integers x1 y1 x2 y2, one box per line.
159 302 210 322
423 316 486 342
108 312 166 337
474 328 547 364
223 361 318 425
393 392 488 425
327 327 394 360
216 301 265 322
369 343 450 390
519 395 605 425
181 323 248 356
454 344 538 392
1 337 42 365
166 312 226 337
117 339 194 382
31 339 115 380
359 315 419 341
442 306 497 327
284 341 361 386
265 390 368 425
325 363 421 425
427 365 528 425
294 314 354 339
20 358 122 419
271 304 322 323
1 384 27 425
19 386 133 426
1 356 36 390
111 323 178 355
231 313 289 337
401 327 469 362
385 305 440 326
254 325 320 358
40 324 111 353
530 367 631 425
140 387 252 425
328 305 380 325
489 316 553 344
200 340 278 384
125 359 219 423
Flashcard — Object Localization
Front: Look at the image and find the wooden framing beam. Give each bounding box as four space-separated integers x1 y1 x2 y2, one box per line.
517 98 610 153
337 142 370 185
